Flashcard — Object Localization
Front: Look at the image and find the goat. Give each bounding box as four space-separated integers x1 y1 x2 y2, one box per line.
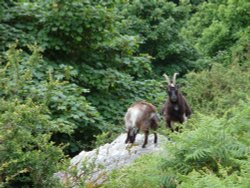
124 101 159 148
162 73 192 132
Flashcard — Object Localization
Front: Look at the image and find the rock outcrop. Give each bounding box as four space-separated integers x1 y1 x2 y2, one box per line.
55 133 167 186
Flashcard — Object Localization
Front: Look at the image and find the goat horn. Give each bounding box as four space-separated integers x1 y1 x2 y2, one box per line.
163 74 170 85
172 73 179 85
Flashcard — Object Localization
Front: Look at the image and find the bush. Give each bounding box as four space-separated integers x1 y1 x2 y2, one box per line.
182 63 250 115
182 0 250 58
161 99 250 187
0 1 166 152
0 99 68 187
102 99 250 188
0 43 109 156
117 0 198 75
103 154 165 188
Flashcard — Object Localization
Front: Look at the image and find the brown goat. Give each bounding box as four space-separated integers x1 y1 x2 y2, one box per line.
162 73 192 131
124 101 159 148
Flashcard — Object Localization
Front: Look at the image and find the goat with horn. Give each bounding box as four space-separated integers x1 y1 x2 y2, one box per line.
162 73 192 132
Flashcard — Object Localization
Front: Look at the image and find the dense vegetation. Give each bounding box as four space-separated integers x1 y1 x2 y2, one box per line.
104 70 250 188
0 0 249 187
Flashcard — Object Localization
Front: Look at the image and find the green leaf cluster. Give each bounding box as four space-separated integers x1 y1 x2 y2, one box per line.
0 44 105 186
0 0 250 187
0 99 67 187
117 0 198 75
182 0 250 62
103 92 250 188
102 0 250 184
103 154 165 188
160 99 250 188
183 63 250 116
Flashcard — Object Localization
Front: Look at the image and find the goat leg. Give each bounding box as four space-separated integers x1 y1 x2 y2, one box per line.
154 132 157 144
167 120 174 132
125 130 130 143
142 130 149 148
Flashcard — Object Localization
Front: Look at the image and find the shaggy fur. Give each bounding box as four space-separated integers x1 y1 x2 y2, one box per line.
124 101 159 148
162 73 192 131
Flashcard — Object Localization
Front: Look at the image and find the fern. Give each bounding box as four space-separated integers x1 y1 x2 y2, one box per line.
159 99 250 187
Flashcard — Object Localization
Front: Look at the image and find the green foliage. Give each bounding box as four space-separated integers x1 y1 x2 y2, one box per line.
230 26 250 64
103 99 250 188
117 0 198 75
0 43 107 155
0 1 200 157
63 157 104 188
0 1 40 52
161 100 250 187
101 1 250 187
182 0 250 58
0 0 164 138
0 44 73 186
178 166 250 188
103 154 165 188
0 99 67 187
183 63 250 115
1 0 250 187
86 76 165 125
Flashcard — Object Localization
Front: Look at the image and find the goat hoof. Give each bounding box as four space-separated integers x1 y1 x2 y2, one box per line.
142 145 146 148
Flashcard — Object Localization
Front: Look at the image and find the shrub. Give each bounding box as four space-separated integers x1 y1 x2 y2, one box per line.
182 63 250 115
182 0 250 58
103 99 250 188
0 43 108 155
161 99 250 187
103 154 165 188
117 0 198 75
0 99 68 187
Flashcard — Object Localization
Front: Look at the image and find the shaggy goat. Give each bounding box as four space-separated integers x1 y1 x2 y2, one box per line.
162 73 192 132
124 101 159 148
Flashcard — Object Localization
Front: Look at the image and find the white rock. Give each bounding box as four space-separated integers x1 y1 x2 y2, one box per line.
55 133 168 186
